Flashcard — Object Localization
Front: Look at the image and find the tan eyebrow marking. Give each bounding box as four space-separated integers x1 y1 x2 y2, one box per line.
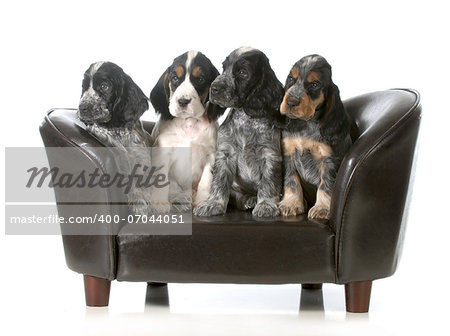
290 67 300 79
175 66 184 78
192 66 202 77
307 71 320 82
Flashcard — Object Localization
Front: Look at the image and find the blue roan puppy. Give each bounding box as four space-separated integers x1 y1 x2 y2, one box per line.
77 61 152 216
194 47 285 217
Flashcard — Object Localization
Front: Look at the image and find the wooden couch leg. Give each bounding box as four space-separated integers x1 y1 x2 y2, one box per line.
84 275 111 307
345 280 372 313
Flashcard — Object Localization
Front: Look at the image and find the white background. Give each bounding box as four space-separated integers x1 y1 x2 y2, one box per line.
1 0 449 335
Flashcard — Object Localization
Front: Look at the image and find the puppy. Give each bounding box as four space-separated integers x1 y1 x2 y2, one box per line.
194 47 285 217
77 61 152 216
149 51 225 212
278 55 351 219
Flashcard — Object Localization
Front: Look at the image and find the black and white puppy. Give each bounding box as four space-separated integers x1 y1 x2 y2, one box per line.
150 51 225 212
78 61 152 216
193 47 285 217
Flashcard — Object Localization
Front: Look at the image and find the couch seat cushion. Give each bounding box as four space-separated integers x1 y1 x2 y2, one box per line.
116 208 336 284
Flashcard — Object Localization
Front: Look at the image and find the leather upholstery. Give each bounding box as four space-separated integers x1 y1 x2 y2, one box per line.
39 89 421 284
330 89 421 283
39 111 129 280
117 210 336 283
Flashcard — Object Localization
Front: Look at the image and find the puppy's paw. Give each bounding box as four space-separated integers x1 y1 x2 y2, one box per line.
172 203 192 213
278 199 306 216
308 204 330 220
170 192 192 213
192 196 203 208
148 202 171 215
170 192 192 209
193 190 209 207
193 200 226 217
129 199 149 217
252 201 279 217
237 195 257 211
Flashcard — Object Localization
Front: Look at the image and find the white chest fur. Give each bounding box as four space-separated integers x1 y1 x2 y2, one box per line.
152 117 218 189
155 117 216 146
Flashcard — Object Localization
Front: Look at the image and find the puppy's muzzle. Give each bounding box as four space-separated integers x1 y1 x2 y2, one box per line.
78 102 90 116
77 100 111 123
78 102 94 121
210 76 234 108
178 97 192 108
210 79 227 98
210 84 220 96
286 96 300 107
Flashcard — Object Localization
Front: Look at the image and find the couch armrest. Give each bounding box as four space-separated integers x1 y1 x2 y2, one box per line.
330 89 422 284
39 109 155 280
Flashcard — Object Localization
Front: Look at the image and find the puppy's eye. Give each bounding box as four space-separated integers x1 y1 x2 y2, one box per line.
171 75 179 84
197 76 205 85
287 75 295 84
238 70 248 78
309 81 320 89
100 83 110 91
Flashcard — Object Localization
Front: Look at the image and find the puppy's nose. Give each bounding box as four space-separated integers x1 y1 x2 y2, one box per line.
78 103 89 114
178 98 191 107
286 97 300 107
210 84 220 95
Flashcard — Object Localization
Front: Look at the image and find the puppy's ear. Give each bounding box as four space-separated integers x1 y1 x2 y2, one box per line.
273 112 289 129
243 55 285 119
121 75 149 123
321 83 350 143
150 69 173 120
325 82 343 115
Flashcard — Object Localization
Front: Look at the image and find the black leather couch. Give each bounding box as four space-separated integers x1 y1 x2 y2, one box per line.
39 89 421 313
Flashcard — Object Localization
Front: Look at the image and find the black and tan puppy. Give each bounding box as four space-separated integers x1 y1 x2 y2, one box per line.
278 55 351 220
